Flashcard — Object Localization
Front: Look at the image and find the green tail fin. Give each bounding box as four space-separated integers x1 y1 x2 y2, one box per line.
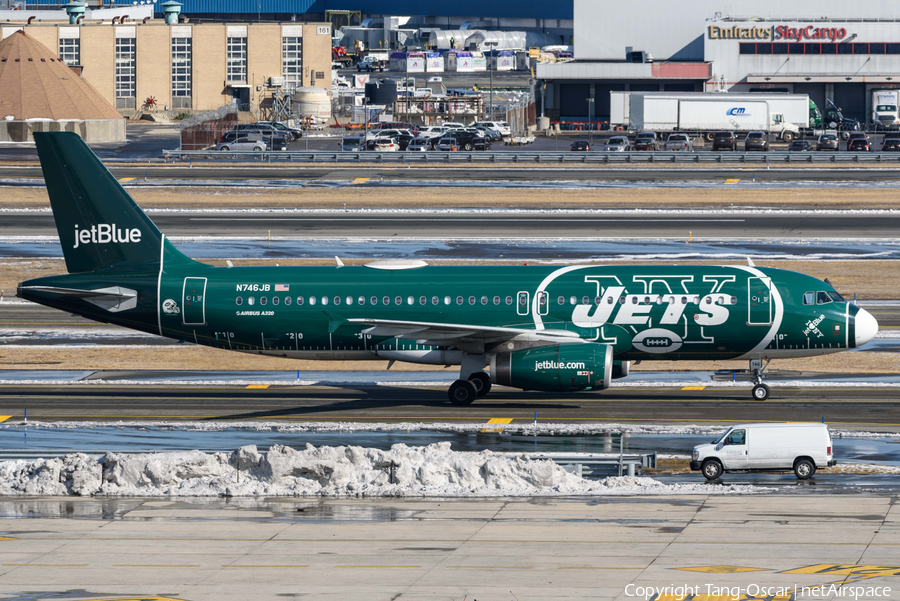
34 131 169 273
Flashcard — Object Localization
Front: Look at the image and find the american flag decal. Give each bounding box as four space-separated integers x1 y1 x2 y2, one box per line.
275 284 289 292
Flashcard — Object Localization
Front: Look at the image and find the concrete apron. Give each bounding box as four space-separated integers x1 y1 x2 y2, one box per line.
0 495 897 600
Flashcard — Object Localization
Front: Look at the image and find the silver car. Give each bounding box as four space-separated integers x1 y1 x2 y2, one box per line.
407 137 431 151
339 136 364 151
605 136 631 151
216 133 266 152
665 133 694 152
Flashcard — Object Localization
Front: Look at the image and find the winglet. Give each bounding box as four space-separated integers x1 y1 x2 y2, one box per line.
335 256 345 268
747 257 756 267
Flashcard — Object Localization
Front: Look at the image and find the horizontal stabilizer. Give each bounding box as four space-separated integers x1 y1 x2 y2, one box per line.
19 285 137 313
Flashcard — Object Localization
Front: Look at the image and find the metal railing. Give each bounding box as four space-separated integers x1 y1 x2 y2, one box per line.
162 149 900 164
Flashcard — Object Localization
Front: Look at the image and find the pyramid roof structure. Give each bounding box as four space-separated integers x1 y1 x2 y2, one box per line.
0 30 122 121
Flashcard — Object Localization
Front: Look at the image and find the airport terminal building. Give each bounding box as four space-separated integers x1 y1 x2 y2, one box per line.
538 0 900 123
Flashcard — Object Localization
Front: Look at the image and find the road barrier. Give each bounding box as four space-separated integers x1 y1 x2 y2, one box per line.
162 149 900 164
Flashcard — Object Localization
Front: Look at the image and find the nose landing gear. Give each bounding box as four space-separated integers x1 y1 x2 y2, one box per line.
750 358 771 401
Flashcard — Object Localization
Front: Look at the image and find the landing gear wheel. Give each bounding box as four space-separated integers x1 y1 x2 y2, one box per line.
449 379 478 406
751 383 770 401
701 460 723 480
468 371 492 397
794 458 816 480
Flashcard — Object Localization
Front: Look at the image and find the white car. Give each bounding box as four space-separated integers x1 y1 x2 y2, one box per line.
440 122 466 129
373 138 399 151
691 423 835 480
474 120 511 137
604 136 631 151
418 125 448 139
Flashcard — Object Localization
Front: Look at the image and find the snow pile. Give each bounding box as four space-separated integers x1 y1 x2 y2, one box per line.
0 443 767 497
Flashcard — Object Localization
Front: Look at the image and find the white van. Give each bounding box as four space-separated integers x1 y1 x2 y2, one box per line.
691 423 835 480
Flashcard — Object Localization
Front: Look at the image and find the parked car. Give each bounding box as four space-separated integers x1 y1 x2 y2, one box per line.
339 136 364 152
372 122 420 136
712 131 737 151
418 125 448 139
816 133 839 151
570 140 591 152
604 136 631 151
357 56 387 72
436 135 459 152
256 120 303 141
691 422 835 480
407 137 431 151
440 122 466 129
473 120 511 137
882 134 900 151
436 130 491 151
846 132 868 144
789 140 813 151
664 133 693 152
216 133 266 152
632 132 659 151
744 131 769 151
474 126 502 141
847 137 871 151
368 129 415 150
373 138 399 151
231 124 289 150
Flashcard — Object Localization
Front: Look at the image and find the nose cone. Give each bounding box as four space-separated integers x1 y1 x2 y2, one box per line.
855 308 879 347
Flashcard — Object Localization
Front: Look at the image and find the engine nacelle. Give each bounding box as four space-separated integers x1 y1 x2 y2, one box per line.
612 360 630 379
490 343 613 392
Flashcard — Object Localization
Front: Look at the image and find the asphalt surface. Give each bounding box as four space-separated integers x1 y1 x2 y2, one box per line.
1 384 899 426
6 164 900 181
5 210 900 239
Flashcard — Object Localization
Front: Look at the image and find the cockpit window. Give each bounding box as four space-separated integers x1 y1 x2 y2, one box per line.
828 291 845 302
803 292 814 305
817 291 832 304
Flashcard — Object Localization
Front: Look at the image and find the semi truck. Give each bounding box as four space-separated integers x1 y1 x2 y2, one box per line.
871 89 900 130
612 92 804 142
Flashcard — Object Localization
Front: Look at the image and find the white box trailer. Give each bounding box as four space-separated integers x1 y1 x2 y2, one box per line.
625 93 803 142
871 89 900 129
614 92 811 141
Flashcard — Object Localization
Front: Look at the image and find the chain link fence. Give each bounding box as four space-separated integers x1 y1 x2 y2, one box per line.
175 105 239 151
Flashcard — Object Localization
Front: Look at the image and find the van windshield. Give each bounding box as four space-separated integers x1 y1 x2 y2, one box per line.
713 428 733 444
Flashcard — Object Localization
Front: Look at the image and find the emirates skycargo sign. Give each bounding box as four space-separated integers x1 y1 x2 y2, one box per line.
708 24 849 42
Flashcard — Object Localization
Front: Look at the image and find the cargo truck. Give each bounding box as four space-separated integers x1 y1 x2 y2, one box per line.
614 93 802 142
871 89 900 130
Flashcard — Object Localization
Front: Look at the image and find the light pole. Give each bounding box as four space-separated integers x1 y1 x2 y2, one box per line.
485 41 497 121
587 97 594 143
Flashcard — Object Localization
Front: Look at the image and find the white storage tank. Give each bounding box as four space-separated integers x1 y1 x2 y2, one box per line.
293 87 332 119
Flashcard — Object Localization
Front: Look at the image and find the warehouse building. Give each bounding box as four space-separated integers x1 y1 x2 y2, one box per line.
538 0 900 124
0 19 332 115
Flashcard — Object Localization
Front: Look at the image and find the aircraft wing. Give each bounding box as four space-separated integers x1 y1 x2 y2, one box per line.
346 317 579 354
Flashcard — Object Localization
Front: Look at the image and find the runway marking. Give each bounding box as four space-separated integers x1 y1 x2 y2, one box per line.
481 417 514 432
2 563 87 566
681 386 706 391
677 565 769 573
558 566 645 570
725 178 740 184
351 177 370 184
448 565 532 569
223 564 309 568
336 565 421 568
0 416 11 423
113 564 200 567
245 384 270 389
118 177 136 182
782 564 900 578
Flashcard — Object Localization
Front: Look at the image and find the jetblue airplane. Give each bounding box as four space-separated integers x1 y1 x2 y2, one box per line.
18 133 878 404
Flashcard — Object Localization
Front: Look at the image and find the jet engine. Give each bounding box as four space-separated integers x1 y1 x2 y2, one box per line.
490 343 613 392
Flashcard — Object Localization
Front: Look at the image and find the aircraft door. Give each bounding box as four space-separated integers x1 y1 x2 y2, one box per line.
747 277 772 325
182 277 207 325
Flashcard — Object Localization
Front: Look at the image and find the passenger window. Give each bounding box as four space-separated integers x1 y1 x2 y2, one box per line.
631 297 638 304
481 296 488 305
285 297 291 306
681 296 687 305
248 297 255 306
705 297 711 305
456 296 463 305
558 296 565 305
272 296 279 306
444 296 451 305
395 296 402 305
693 296 700 304
644 296 650 304
724 429 746 445
594 296 602 305
333 296 341 305
506 296 513 305
582 296 589 304
468 296 476 305
358 296 365 305
432 296 439 305
346 296 353 305
539 294 547 307
260 297 267 305
619 296 626 304
308 297 315 305
730 296 737 305
370 296 377 305
236 297 243 305
817 291 832 304
407 296 414 305
493 296 500 305
803 292 815 305
570 296 577 305
419 296 426 305
381 296 388 305
321 297 328 305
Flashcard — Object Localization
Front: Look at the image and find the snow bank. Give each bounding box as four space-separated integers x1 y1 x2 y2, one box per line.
0 443 766 497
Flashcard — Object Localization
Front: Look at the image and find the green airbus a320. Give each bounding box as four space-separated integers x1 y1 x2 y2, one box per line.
18 133 878 404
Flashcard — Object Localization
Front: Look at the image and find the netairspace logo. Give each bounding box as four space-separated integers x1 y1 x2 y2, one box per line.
534 360 586 371
73 224 142 249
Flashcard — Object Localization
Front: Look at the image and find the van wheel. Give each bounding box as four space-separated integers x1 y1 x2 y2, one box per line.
752 383 770 401
794 458 816 479
701 460 723 480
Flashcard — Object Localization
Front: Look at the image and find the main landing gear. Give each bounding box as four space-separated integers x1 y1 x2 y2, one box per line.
750 358 771 401
448 371 492 406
